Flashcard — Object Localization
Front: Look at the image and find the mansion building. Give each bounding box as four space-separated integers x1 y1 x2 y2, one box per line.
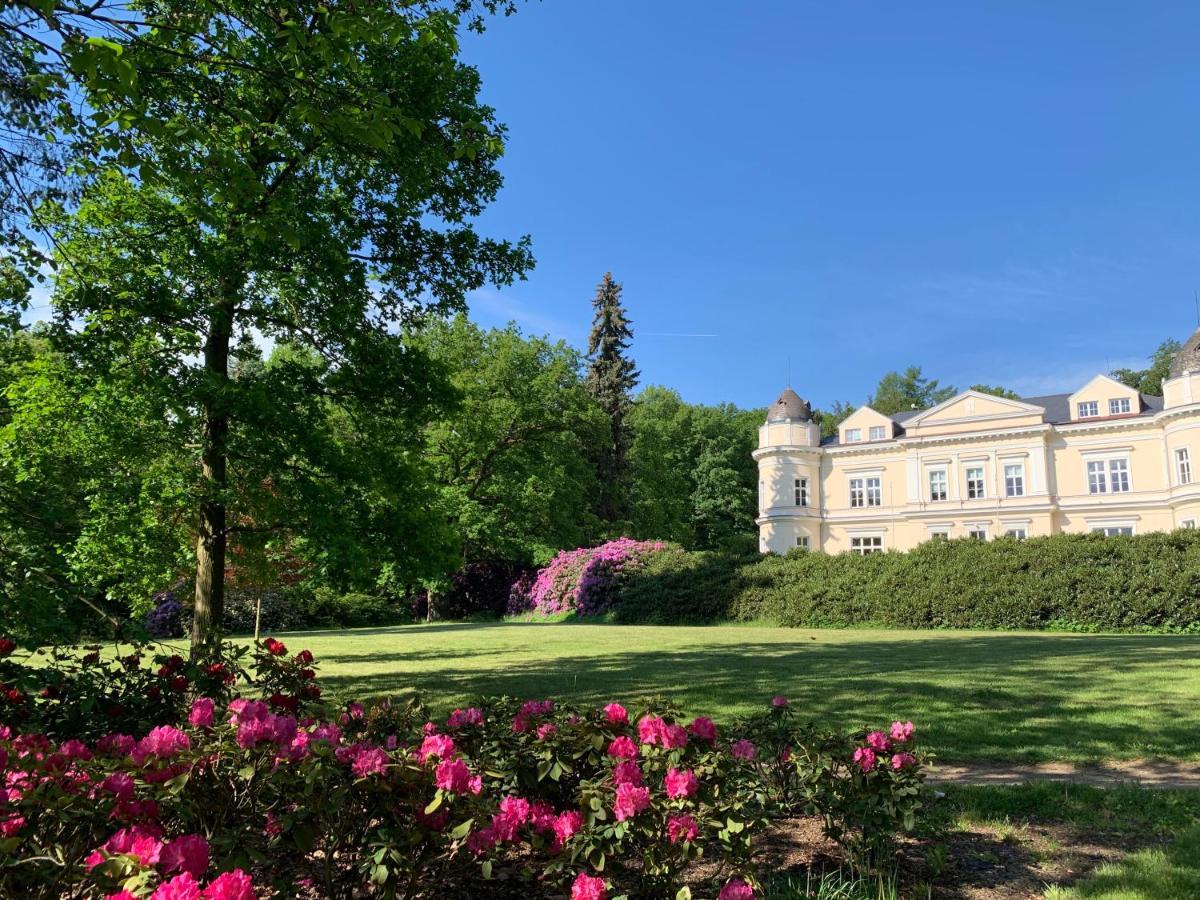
755 328 1200 554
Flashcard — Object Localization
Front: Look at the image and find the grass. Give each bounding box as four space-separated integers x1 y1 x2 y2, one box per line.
254 621 1200 764
1043 826 1200 899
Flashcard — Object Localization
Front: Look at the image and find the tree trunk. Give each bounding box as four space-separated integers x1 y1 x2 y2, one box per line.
190 287 236 658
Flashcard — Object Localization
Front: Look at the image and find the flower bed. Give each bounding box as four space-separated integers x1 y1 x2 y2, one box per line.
0 638 929 898
509 538 678 617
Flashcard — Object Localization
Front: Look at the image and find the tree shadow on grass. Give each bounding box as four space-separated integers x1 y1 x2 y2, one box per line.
317 631 1200 762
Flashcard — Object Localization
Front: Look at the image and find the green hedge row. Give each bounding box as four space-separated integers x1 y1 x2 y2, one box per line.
612 531 1200 632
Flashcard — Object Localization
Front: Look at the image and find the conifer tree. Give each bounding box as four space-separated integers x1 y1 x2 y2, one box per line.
586 273 639 522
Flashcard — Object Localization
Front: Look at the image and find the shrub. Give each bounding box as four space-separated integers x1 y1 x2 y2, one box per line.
0 639 929 898
144 589 186 639
423 560 537 621
609 530 1200 632
523 538 679 617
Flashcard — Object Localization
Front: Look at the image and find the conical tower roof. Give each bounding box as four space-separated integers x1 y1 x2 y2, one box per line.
767 387 812 422
1170 327 1200 378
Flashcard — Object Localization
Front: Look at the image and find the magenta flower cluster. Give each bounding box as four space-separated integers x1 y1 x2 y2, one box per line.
508 537 674 617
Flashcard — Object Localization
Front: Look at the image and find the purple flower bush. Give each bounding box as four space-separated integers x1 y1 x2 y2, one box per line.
511 538 676 617
0 637 929 898
145 591 185 640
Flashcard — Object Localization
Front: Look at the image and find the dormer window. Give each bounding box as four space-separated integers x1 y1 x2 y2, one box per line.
1077 401 1099 419
1109 398 1131 415
869 425 886 441
845 428 862 443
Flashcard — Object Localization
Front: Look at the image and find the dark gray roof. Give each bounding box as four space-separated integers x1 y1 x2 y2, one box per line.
767 387 813 422
1170 328 1200 377
819 391 1164 446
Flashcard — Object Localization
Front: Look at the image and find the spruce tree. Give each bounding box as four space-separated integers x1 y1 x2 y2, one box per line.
586 272 639 523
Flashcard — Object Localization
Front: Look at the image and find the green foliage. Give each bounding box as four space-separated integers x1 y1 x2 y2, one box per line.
627 386 761 549
586 272 639 523
419 316 604 566
1111 339 1181 397
867 366 957 415
613 531 1200 632
814 400 856 439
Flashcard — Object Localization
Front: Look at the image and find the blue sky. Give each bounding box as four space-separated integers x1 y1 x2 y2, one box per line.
462 1 1200 410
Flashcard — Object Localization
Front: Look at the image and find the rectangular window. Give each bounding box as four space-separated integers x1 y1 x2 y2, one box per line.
850 536 883 555
849 478 864 508
1177 448 1192 485
1087 460 1107 494
795 535 810 549
1181 520 1196 530
869 425 887 441
928 470 947 502
967 527 988 540
965 466 985 499
1109 459 1130 493
794 477 808 507
1092 526 1133 537
928 530 949 541
1077 401 1099 418
1109 397 1131 415
845 428 862 443
1004 527 1028 539
865 476 882 507
1004 463 1025 497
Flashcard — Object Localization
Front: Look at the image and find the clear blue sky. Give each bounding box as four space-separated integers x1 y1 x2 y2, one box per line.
462 1 1200 411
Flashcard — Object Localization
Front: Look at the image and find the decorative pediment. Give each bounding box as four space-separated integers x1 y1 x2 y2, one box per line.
905 390 1046 427
838 405 894 443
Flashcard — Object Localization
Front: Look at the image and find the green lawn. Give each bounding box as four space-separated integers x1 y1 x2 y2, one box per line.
261 622 1200 764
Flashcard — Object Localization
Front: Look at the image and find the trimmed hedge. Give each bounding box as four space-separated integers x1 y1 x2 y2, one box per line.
612 530 1200 632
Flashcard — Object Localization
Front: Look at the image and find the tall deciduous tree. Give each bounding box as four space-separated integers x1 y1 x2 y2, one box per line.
586 272 639 523
420 316 604 567
868 366 957 415
1112 340 1182 397
26 1 532 654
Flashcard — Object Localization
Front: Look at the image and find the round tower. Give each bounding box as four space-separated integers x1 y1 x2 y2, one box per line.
753 387 822 553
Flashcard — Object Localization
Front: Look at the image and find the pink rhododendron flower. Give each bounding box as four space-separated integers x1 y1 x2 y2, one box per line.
667 813 698 844
132 726 191 764
466 824 498 854
612 760 643 786
571 871 607 900
613 782 651 821
852 747 877 773
664 768 698 799
607 736 638 759
890 720 915 743
102 772 136 801
188 698 214 729
719 877 755 899
603 703 628 725
351 747 389 778
418 734 456 763
637 715 663 745
104 825 165 867
688 716 717 743
553 810 583 850
492 796 532 842
201 869 256 900
866 731 890 752
447 708 483 728
536 723 558 740
60 739 93 761
661 723 689 749
891 752 917 771
731 739 756 760
347 702 365 720
520 699 554 717
151 872 201 900
1 815 25 837
161 834 209 878
227 699 268 725
771 696 789 708
435 758 482 795
97 734 136 757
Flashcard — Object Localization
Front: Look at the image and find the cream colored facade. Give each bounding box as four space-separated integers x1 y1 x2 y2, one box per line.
755 336 1200 555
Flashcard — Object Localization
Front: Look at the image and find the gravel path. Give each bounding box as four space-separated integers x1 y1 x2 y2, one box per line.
929 759 1200 788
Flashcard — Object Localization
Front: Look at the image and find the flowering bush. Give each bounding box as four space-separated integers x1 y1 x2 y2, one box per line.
0 639 929 898
144 591 186 640
512 538 677 617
